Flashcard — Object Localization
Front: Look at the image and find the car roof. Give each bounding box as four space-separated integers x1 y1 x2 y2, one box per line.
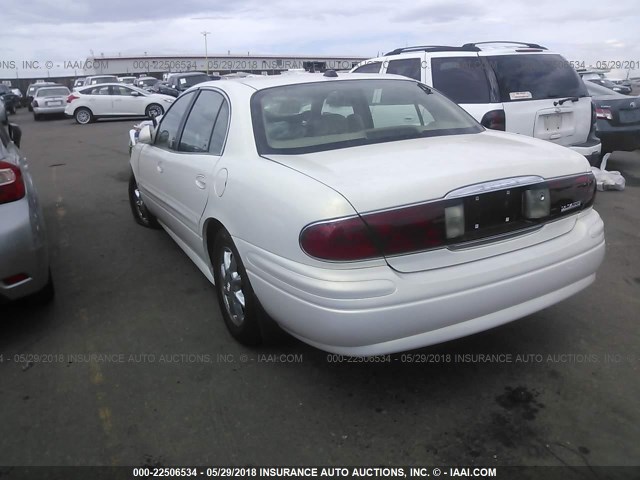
36 86 70 92
213 72 410 91
169 72 208 77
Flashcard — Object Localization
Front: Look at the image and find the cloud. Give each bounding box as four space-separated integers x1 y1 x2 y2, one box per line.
0 0 639 78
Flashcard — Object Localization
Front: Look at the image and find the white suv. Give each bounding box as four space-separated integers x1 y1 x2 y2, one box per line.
352 41 601 164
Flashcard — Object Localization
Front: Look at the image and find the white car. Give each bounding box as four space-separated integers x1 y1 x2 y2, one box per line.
352 41 602 165
128 73 605 356
32 86 70 120
65 83 174 124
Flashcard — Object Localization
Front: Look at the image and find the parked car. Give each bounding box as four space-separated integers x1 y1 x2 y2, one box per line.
583 80 640 155
587 78 632 95
135 76 159 89
25 82 60 111
11 89 23 108
74 78 86 88
128 73 604 355
165 72 211 94
83 75 119 86
148 81 179 97
0 103 53 304
0 85 20 114
352 41 601 165
65 83 174 124
118 76 137 85
32 86 71 120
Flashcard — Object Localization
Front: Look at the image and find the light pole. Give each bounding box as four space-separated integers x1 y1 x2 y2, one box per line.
201 31 211 74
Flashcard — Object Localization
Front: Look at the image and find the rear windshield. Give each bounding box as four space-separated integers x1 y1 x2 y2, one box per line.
431 57 492 104
487 54 588 102
89 76 118 84
175 74 210 88
37 87 69 97
251 79 482 155
139 78 158 86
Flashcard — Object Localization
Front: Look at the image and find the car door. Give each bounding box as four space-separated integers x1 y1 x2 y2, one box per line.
111 85 145 115
155 89 229 255
82 85 114 115
137 91 197 222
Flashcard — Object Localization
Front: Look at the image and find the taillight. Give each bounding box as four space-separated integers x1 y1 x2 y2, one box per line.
0 160 26 204
480 109 506 131
300 173 596 261
299 216 380 261
595 107 612 120
67 94 79 103
3 273 29 286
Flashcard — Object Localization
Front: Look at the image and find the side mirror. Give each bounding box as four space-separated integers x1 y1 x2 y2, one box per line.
138 125 152 145
131 91 142 97
8 123 22 148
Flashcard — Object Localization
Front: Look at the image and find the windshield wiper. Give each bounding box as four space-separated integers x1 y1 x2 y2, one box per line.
553 96 580 106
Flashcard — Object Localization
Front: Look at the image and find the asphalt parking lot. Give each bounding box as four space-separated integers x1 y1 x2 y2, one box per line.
0 109 638 471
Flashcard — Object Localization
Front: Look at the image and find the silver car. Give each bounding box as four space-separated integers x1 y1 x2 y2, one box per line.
0 104 53 304
33 86 70 120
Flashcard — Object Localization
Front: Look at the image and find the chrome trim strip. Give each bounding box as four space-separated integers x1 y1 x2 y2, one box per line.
445 176 545 199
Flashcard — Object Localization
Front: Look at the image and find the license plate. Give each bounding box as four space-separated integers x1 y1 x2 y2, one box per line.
619 109 640 124
47 101 62 106
463 188 524 240
543 113 562 131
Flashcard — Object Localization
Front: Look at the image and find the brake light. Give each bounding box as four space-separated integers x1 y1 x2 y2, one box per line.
299 216 380 261
0 160 26 204
480 110 506 131
300 173 596 261
595 107 612 120
67 94 79 103
3 273 29 286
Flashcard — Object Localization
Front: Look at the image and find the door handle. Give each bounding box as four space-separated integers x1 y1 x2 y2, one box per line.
195 175 206 189
156 161 163 173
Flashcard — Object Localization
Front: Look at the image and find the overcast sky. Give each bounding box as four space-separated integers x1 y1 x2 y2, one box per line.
1 0 639 78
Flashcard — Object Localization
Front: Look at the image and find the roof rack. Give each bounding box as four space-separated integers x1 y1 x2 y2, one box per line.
462 41 547 50
385 45 480 56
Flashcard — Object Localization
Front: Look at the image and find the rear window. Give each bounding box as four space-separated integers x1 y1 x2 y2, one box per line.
487 54 588 102
175 74 210 88
37 87 69 97
386 58 421 81
353 62 382 74
89 76 117 85
251 79 482 155
431 57 491 104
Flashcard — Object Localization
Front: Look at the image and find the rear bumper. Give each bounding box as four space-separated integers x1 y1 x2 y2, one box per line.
0 198 49 302
240 209 605 356
596 122 640 152
33 105 66 115
568 137 601 163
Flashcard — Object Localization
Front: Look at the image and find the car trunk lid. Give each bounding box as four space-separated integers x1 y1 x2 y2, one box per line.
266 131 591 272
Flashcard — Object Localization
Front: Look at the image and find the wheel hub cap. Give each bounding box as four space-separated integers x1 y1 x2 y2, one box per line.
219 248 245 326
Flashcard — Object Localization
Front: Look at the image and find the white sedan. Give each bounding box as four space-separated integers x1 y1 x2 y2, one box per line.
128 73 605 356
65 83 174 124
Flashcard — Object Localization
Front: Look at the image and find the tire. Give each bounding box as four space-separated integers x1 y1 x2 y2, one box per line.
128 173 161 229
74 107 93 125
211 229 273 346
145 103 163 119
28 105 33 112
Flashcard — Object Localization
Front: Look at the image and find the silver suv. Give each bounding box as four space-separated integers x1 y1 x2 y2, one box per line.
352 41 601 164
